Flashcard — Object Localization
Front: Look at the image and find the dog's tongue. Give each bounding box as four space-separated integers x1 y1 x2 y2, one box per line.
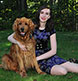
20 32 25 36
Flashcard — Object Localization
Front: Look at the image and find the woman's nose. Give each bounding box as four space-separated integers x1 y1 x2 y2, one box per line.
42 14 46 17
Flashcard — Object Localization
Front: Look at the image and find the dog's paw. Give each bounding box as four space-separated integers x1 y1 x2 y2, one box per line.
38 70 46 75
19 70 27 77
20 71 27 77
21 72 27 77
39 72 46 75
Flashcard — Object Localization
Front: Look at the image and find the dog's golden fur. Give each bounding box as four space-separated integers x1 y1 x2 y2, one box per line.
0 17 45 77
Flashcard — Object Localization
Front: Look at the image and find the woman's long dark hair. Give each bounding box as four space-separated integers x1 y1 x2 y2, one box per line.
35 5 54 32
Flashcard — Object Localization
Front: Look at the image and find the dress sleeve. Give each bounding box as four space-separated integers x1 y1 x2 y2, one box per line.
50 28 56 35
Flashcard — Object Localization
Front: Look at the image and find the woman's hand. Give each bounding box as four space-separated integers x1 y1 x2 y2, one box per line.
17 42 27 51
36 57 40 61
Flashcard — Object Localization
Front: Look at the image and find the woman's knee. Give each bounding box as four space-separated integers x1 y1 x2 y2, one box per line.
50 65 67 75
61 62 78 73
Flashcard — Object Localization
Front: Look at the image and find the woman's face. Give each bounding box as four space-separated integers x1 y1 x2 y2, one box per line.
39 8 50 23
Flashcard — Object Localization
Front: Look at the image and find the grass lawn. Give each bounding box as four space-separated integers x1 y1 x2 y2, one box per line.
0 29 78 81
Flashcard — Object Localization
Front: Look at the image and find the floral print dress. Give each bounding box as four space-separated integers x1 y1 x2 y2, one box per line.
33 28 67 74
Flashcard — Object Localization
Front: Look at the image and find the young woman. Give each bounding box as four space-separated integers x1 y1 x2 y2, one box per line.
8 5 78 75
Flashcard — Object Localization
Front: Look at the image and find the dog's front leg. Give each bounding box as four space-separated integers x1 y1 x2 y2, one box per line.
16 53 27 77
15 45 26 77
33 53 46 75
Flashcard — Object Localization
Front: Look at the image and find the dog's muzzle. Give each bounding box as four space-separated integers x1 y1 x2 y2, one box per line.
20 27 26 37
21 27 24 32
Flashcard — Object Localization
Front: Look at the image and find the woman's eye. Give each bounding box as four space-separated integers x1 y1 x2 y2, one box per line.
19 22 22 25
40 11 44 14
46 13 49 15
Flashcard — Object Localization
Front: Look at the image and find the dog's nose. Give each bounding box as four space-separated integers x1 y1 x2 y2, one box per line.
21 27 24 32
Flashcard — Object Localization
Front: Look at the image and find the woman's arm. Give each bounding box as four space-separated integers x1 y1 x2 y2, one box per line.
8 33 26 51
36 33 57 61
8 32 18 44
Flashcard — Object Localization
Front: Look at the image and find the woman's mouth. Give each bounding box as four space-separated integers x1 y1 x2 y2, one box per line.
41 17 46 20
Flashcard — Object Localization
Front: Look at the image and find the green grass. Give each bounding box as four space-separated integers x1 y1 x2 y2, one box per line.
0 30 78 81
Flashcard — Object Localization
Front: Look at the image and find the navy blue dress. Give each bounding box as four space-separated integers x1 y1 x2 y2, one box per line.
34 28 67 74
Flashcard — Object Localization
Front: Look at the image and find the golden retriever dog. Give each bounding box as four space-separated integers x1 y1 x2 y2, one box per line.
0 17 45 77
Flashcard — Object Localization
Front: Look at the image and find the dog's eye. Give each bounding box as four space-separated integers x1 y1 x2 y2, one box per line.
19 22 22 25
25 23 27 25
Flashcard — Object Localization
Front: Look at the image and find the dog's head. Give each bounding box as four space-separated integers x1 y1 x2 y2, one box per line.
13 17 35 37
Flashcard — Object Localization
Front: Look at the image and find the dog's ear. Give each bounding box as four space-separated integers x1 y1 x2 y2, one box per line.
29 19 36 30
13 18 20 31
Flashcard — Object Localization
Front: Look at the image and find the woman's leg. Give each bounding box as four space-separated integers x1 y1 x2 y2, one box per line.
50 65 67 75
61 61 78 73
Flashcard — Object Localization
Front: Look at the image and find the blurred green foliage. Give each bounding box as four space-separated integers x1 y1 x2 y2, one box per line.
0 0 78 31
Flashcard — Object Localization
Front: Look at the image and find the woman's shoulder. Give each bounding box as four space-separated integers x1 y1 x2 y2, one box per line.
50 28 56 35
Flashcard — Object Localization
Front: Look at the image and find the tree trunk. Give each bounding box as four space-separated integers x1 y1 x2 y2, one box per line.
16 0 27 12
16 0 21 11
21 0 27 11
